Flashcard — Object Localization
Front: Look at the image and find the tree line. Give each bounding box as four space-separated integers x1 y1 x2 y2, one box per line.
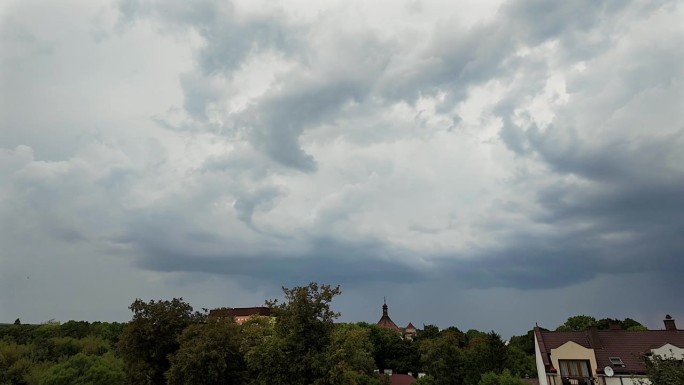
0 282 670 385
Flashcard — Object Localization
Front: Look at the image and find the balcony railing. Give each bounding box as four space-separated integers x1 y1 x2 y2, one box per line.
546 375 605 385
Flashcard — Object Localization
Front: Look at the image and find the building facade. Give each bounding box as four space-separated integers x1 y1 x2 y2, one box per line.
535 315 684 385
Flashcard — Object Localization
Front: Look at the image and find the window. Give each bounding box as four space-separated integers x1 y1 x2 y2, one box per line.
559 360 590 377
609 357 625 367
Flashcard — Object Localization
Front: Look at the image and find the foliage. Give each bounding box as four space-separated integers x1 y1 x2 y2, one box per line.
0 341 34 385
555 315 597 331
463 332 508 385
38 352 125 385
419 329 466 385
167 320 247 385
636 353 684 385
246 283 342 385
557 315 646 331
477 370 527 385
508 330 534 356
416 325 440 342
504 346 535 378
366 324 418 374
118 298 206 385
322 323 383 385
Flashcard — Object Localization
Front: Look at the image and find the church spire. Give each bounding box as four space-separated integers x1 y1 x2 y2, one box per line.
377 297 399 332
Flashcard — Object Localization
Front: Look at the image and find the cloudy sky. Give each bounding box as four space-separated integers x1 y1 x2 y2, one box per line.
1 0 683 337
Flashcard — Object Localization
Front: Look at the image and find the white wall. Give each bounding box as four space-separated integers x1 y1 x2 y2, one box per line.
605 376 648 385
534 332 549 385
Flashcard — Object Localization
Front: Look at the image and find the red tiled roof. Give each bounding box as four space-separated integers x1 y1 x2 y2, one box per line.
406 322 416 330
209 307 271 318
378 315 401 331
535 326 684 375
389 374 416 385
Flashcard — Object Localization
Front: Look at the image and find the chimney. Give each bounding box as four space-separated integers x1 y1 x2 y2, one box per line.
588 326 602 349
664 315 677 331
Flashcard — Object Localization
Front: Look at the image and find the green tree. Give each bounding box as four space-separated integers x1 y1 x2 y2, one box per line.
415 325 440 342
0 341 34 385
477 370 526 385
118 298 205 385
419 329 466 385
246 283 341 385
504 346 535 378
323 323 383 385
555 315 596 331
508 330 534 355
463 332 508 385
38 353 125 385
363 322 420 374
167 320 247 385
636 353 684 385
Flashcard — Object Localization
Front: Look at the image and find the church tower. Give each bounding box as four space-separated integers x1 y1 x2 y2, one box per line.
377 298 401 332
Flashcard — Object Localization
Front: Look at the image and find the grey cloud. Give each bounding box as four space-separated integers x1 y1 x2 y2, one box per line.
131 230 422 287
233 187 283 225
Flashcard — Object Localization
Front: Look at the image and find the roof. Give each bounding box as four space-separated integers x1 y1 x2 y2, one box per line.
209 307 271 318
406 322 416 330
535 326 684 375
378 314 401 332
377 302 401 332
389 374 416 385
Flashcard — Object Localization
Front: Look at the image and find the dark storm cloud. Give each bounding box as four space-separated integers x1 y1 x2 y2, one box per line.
103 0 684 293
3 0 684 329
131 231 422 286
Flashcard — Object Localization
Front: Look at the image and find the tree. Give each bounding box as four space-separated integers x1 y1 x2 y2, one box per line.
419 329 466 385
0 341 33 385
477 370 526 385
366 324 412 373
14 318 21 325
323 323 383 385
463 332 508 385
555 315 596 331
415 325 440 342
246 283 341 385
167 320 247 385
38 352 125 385
118 298 205 385
637 353 684 385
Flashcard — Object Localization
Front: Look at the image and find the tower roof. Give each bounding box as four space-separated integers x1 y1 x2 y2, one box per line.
377 300 400 332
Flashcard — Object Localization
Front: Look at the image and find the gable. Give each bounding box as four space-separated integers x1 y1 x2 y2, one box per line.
550 340 597 376
651 343 684 358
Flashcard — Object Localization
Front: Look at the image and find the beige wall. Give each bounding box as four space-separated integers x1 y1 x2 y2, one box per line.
550 341 598 376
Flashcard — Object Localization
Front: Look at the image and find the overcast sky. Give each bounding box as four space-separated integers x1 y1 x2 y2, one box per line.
1 0 683 338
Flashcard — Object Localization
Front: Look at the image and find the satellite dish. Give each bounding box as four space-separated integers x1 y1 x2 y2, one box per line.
604 367 614 377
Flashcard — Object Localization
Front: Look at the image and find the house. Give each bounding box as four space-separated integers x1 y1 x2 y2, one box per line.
208 306 271 324
388 374 417 385
534 315 684 385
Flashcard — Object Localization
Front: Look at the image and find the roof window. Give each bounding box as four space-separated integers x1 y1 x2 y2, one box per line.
609 357 625 367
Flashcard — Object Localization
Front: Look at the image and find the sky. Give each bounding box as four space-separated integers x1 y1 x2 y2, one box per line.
1 0 683 338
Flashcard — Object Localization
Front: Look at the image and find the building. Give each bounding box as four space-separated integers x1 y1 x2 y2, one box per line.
377 300 401 333
208 306 271 324
376 300 417 340
534 315 684 385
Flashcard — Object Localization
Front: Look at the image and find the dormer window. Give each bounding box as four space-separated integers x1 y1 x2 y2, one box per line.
609 357 625 367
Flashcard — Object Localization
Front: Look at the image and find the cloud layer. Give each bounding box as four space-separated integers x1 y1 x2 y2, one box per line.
1 0 683 335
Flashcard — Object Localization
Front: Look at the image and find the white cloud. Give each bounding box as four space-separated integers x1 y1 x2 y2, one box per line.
1 0 682 334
